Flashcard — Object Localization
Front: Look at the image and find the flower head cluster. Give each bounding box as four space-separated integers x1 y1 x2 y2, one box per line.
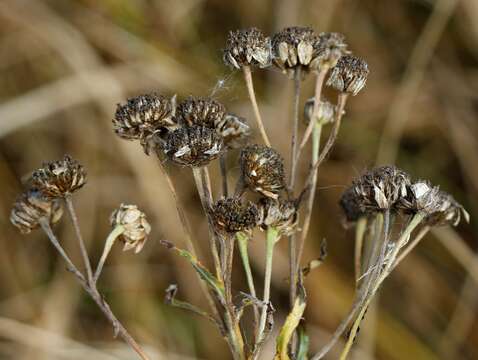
327 55 369 96
240 144 285 199
340 166 469 227
212 197 260 234
176 97 227 128
258 197 298 235
110 204 151 253
223 28 271 69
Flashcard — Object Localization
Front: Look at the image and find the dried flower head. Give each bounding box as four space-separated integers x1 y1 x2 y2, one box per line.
314 32 349 69
176 97 227 128
339 186 364 223
10 189 63 234
272 26 321 76
304 98 335 125
425 190 469 227
349 165 411 213
110 204 151 253
31 155 87 198
216 113 250 148
258 197 298 235
164 125 223 167
327 55 369 95
223 28 272 69
240 144 285 199
113 93 176 151
212 197 260 234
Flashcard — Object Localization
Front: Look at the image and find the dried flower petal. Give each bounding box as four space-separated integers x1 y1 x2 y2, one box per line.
240 144 285 199
258 197 298 235
212 197 260 234
223 28 272 69
176 97 227 128
110 204 151 253
327 55 369 95
10 189 63 234
304 98 335 125
164 125 223 167
31 155 87 198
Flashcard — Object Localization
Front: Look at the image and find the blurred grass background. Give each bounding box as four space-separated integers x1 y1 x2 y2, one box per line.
0 0 477 359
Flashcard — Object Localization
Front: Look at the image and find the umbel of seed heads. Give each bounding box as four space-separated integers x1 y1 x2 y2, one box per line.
30 155 87 198
10 189 63 234
240 144 286 199
327 55 369 96
212 197 260 235
111 204 151 253
223 27 272 69
113 93 176 153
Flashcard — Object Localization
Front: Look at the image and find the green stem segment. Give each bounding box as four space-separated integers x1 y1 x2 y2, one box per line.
354 217 367 285
237 232 259 325
94 225 125 283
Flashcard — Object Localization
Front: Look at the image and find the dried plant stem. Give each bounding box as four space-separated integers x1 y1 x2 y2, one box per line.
295 122 323 278
354 217 368 285
289 67 302 190
297 67 329 157
220 154 229 197
236 232 259 325
243 65 270 146
40 220 151 360
257 227 279 342
392 225 430 271
65 195 93 285
94 225 125 283
338 213 425 360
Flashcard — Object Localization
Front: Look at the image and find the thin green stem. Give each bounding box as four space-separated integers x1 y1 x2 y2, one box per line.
354 217 368 286
94 225 125 283
237 232 259 326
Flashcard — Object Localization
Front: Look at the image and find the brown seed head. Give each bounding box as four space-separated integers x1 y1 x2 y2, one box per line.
272 26 321 76
113 93 176 151
258 197 298 235
10 189 63 234
314 32 349 69
164 125 223 167
327 55 369 95
31 155 87 198
223 28 272 69
176 97 227 128
216 113 250 148
339 186 364 223
425 190 469 227
240 144 285 199
110 204 151 253
304 98 335 125
212 197 260 234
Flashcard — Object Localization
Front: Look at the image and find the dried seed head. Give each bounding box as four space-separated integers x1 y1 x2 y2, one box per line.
223 28 272 69
212 197 260 234
349 165 411 213
31 155 87 198
113 94 176 151
327 55 369 95
10 189 63 234
216 113 250 148
425 190 469 227
339 186 364 223
304 98 335 125
314 32 349 69
164 125 223 167
110 204 151 253
176 97 227 128
258 197 298 235
272 26 320 76
240 144 285 199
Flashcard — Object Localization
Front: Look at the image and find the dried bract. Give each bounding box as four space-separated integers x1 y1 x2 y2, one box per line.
216 113 250 148
315 32 349 69
272 26 320 76
164 125 223 167
212 197 260 234
425 190 469 227
327 55 369 95
240 144 285 199
10 189 63 234
304 98 335 125
258 197 298 235
176 97 226 128
349 165 411 213
113 93 176 151
110 204 151 253
31 155 87 198
223 28 272 69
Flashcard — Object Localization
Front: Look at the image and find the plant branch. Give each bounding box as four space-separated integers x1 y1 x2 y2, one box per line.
94 225 125 283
